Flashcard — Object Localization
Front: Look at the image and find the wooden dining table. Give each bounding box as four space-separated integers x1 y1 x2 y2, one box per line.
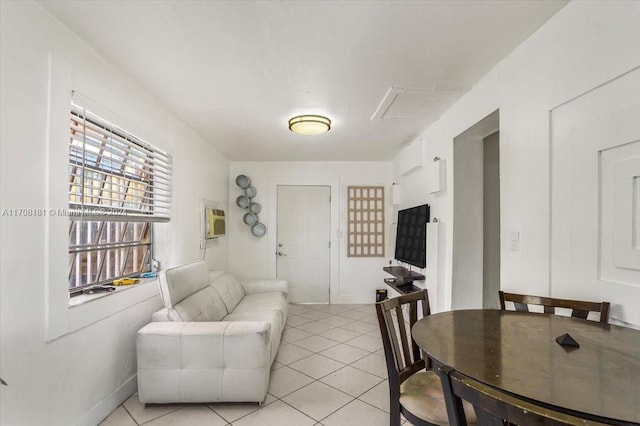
411 309 640 425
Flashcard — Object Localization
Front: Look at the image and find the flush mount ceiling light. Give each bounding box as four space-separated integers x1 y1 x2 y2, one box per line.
288 115 331 136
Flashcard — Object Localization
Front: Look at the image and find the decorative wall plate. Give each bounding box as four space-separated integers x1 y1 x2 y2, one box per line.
243 212 258 226
236 195 250 208
248 202 261 214
235 174 251 188
251 222 266 237
244 186 257 198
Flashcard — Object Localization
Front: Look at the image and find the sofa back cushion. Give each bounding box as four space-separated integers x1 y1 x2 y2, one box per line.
211 271 246 312
159 261 228 321
159 261 209 307
172 286 228 321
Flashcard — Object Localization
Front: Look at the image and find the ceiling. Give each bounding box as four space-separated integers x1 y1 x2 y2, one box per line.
40 1 567 161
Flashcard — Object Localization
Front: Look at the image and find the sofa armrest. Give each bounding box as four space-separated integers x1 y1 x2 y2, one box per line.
241 278 288 294
137 321 272 403
151 307 171 322
138 321 271 370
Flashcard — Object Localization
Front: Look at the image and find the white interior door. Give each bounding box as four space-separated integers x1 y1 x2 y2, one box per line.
551 68 640 326
277 185 331 303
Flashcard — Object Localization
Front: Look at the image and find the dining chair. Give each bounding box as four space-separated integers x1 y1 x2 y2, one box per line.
376 290 476 426
498 291 610 323
437 364 609 426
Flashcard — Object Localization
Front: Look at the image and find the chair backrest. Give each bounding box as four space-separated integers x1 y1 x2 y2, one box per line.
376 290 431 387
437 365 609 426
499 291 610 323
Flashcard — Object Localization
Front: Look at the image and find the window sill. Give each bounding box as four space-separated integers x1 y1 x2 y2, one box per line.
65 278 161 336
69 279 156 307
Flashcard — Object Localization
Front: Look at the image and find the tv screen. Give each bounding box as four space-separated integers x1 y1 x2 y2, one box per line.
394 204 430 269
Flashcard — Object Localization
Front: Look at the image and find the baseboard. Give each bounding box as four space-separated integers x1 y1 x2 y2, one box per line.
331 295 376 304
74 375 137 426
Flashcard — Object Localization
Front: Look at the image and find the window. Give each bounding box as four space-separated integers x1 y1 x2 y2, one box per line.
68 101 171 293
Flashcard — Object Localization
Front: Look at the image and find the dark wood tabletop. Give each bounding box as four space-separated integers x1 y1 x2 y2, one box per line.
412 309 640 425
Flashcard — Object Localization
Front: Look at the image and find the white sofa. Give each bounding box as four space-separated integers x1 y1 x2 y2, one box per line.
136 261 288 404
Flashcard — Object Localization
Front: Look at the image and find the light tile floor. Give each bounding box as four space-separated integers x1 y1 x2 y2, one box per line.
100 303 408 426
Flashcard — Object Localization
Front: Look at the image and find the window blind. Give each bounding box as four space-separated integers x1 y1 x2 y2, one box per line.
68 102 172 222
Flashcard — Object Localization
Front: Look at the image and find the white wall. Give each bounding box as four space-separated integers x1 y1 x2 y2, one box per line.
0 2 229 425
169 130 230 270
393 1 640 324
228 161 393 303
483 132 501 309
452 135 484 309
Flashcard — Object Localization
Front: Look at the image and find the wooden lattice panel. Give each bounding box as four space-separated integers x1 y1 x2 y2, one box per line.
347 186 385 257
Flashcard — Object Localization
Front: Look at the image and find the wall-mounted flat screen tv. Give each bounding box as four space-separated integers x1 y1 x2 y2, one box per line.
394 204 430 269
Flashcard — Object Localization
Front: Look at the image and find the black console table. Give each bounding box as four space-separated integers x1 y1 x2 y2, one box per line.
383 266 425 294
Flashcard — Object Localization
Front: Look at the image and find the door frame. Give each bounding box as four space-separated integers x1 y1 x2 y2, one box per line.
267 176 340 303
451 110 500 310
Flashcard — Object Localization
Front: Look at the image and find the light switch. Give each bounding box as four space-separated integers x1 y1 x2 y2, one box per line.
510 231 520 251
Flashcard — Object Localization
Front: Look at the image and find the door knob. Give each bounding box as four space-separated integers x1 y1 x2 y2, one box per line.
277 251 287 256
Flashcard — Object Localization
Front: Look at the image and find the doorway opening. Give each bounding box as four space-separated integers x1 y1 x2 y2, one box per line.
452 110 501 309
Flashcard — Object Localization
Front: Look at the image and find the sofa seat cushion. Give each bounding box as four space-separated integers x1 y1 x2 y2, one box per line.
171 286 228 322
224 309 283 337
232 292 288 328
211 272 246 312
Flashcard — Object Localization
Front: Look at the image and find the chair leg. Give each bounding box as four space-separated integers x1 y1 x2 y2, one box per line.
390 401 402 426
